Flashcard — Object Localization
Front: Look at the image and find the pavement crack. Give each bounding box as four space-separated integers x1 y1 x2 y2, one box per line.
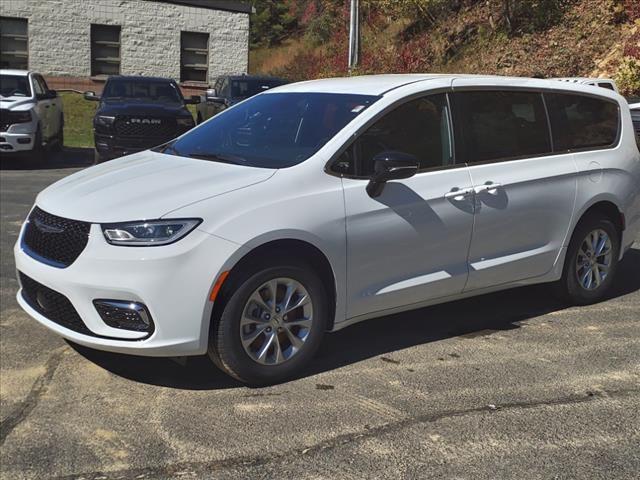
0 347 66 446
50 386 639 480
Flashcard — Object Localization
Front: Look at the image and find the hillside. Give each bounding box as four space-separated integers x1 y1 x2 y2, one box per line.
249 0 640 95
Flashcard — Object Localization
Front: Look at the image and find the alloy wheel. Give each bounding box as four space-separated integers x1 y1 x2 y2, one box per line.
240 277 313 365
575 229 612 291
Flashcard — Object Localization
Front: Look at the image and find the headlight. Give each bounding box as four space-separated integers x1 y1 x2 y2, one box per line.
177 117 194 127
101 219 202 246
95 115 115 128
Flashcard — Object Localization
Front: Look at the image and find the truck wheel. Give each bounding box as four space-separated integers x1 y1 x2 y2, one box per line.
209 260 328 385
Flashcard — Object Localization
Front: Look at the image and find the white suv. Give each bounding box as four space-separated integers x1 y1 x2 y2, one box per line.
0 69 64 158
14 75 640 384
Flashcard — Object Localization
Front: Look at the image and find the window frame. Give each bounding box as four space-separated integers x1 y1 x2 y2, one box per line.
180 31 209 84
450 88 555 167
0 17 29 70
543 90 621 154
90 23 121 77
326 89 462 179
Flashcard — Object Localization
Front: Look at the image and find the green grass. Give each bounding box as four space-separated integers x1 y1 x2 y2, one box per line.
60 92 198 149
60 92 96 148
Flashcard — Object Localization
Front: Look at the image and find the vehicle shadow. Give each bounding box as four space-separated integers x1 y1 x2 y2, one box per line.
0 147 94 170
69 246 640 390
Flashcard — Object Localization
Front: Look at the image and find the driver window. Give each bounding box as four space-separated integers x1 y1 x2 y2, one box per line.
346 93 452 177
32 76 45 96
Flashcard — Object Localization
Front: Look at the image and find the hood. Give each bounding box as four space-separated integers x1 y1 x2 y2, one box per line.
0 96 35 110
36 150 276 223
98 98 190 117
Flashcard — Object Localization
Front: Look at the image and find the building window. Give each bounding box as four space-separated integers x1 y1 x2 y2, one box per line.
0 17 28 70
180 31 209 83
91 24 121 77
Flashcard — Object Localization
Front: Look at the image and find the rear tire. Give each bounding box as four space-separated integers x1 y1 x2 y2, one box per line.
556 214 620 305
208 260 328 385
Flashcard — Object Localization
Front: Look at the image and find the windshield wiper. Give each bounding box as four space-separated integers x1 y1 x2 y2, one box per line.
187 152 247 165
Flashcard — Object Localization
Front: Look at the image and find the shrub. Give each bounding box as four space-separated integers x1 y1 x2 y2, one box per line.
615 57 640 95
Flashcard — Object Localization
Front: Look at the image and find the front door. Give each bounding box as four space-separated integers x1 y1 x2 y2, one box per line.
451 86 577 291
341 93 476 319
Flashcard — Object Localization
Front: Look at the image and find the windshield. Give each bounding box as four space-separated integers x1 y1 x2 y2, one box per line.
231 79 286 99
163 92 379 168
0 75 31 98
102 79 182 103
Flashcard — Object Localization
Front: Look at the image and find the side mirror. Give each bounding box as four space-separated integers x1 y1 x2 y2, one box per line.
366 151 419 198
205 89 225 105
84 91 100 101
185 95 201 105
47 90 58 99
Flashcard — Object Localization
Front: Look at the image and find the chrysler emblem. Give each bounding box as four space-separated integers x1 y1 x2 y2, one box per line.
32 218 64 234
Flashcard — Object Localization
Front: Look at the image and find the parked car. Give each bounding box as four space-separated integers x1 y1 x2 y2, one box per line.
0 69 63 160
84 75 199 163
553 77 619 92
196 75 288 123
15 75 640 385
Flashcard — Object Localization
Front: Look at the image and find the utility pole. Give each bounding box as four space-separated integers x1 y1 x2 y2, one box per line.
348 0 359 71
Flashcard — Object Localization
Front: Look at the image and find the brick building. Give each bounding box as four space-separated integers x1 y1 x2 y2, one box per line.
0 0 251 95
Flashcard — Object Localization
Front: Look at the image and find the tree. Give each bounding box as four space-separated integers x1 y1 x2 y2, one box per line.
251 0 298 48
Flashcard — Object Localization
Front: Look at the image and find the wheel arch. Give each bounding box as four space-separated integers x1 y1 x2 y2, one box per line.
572 199 625 243
211 238 339 332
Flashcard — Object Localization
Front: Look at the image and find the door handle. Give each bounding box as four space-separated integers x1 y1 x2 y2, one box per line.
444 187 474 201
474 182 502 194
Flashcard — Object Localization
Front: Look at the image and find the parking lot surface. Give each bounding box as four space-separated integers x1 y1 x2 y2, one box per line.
1 153 639 480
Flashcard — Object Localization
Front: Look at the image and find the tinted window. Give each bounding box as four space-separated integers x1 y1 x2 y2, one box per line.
598 83 615 91
341 94 452 176
165 92 379 169
231 79 286 99
455 91 551 163
0 74 31 97
546 93 619 151
102 79 182 104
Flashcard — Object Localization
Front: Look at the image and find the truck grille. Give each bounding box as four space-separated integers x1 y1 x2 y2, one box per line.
1 109 14 132
19 272 92 336
114 115 177 139
22 207 91 268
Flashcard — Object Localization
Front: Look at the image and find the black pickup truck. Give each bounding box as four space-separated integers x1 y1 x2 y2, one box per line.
84 76 199 162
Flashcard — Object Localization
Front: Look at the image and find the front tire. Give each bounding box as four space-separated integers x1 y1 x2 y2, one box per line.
557 214 620 305
209 261 328 385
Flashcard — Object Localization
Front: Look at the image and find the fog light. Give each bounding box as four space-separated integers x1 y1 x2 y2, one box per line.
17 137 32 144
93 300 154 333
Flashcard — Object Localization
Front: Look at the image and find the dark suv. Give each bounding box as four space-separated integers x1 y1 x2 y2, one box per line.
196 75 288 123
84 76 199 162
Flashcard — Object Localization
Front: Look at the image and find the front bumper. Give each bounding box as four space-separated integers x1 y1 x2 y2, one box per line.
0 131 36 153
14 220 243 357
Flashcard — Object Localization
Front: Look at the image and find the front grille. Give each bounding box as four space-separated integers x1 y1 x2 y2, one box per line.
22 207 90 268
0 109 11 132
19 272 92 335
114 115 177 138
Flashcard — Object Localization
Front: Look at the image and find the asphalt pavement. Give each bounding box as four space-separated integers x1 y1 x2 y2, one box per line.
1 152 639 479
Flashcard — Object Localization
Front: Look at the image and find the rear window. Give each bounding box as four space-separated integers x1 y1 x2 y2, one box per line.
545 93 619 151
454 90 552 164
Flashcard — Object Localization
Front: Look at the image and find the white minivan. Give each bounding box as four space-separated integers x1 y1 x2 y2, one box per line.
14 75 640 384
